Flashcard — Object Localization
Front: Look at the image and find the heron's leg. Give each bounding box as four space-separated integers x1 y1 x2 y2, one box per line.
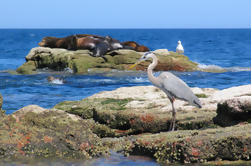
169 98 176 131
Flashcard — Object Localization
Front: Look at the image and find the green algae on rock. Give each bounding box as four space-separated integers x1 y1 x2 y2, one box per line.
0 93 3 110
117 124 251 164
0 94 5 120
16 61 37 74
16 47 199 74
1 85 251 164
0 105 109 161
54 86 218 135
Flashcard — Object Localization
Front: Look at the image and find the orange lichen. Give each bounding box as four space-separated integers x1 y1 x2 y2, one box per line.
16 133 31 155
143 141 150 146
80 142 89 151
197 140 203 146
191 148 199 157
186 137 191 142
140 114 154 123
43 136 53 143
154 138 164 144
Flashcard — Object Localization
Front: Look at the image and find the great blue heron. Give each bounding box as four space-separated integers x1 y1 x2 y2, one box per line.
130 52 202 131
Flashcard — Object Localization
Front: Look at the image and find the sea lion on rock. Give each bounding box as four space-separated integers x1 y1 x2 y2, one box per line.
136 45 150 52
38 34 123 57
74 35 123 57
122 41 150 52
38 36 76 50
75 36 109 57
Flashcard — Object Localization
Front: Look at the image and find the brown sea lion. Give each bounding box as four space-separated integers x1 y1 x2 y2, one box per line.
122 41 150 52
38 34 123 57
38 35 76 50
136 45 150 52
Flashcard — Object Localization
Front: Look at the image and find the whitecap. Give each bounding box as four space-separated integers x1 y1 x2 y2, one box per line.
226 67 251 72
50 79 64 85
64 67 73 74
198 63 225 70
101 79 116 83
198 63 251 73
131 77 148 83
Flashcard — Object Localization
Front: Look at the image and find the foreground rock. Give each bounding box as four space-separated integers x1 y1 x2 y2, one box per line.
0 105 109 161
16 47 198 74
55 87 217 135
214 97 251 127
0 85 251 164
0 94 5 120
104 124 251 164
0 94 2 109
54 85 251 135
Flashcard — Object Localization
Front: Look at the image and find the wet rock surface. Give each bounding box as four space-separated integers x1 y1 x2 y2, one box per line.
109 124 251 164
0 105 109 161
0 93 3 110
214 97 251 127
0 85 251 164
16 47 198 74
0 94 5 121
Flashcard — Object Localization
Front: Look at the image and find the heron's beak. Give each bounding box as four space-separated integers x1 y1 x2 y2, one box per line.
129 61 141 69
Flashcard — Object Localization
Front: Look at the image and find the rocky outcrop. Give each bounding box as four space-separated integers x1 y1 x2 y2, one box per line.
16 47 198 74
54 86 218 135
0 94 5 121
214 97 251 126
0 93 2 110
0 85 251 164
54 85 251 134
0 105 110 161
104 124 251 164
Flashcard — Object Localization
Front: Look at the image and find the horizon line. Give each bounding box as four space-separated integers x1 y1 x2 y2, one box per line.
0 28 251 30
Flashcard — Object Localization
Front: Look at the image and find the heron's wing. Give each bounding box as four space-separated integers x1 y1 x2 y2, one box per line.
157 72 201 107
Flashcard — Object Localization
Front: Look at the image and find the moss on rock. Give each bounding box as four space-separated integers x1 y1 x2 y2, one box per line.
0 105 109 161
2 85 251 164
106 124 251 164
0 94 3 110
16 61 37 74
54 96 216 135
16 47 199 74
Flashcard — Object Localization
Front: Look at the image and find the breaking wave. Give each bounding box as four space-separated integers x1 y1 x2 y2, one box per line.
198 63 251 72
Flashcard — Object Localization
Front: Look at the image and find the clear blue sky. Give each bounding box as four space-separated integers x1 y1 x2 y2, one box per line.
1 0 251 28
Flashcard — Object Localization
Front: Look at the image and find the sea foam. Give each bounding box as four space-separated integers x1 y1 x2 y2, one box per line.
198 63 251 72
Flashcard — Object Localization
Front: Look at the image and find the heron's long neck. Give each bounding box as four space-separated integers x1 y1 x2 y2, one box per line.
147 55 161 87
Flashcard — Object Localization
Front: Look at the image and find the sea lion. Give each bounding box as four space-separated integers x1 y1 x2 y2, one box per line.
122 41 150 52
75 35 123 57
38 36 76 50
136 45 150 52
38 34 123 57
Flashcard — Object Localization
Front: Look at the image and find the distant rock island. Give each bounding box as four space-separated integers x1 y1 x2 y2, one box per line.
16 47 198 74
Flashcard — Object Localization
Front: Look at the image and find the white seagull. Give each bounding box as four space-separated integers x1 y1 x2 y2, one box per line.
176 40 184 54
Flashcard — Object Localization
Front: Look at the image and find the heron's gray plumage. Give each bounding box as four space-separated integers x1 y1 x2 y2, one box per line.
157 72 202 108
131 51 202 131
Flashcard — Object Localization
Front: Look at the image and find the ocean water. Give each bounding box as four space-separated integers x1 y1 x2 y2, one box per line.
0 29 251 114
0 29 251 165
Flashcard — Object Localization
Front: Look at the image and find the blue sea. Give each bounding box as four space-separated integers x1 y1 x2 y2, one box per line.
0 29 251 165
